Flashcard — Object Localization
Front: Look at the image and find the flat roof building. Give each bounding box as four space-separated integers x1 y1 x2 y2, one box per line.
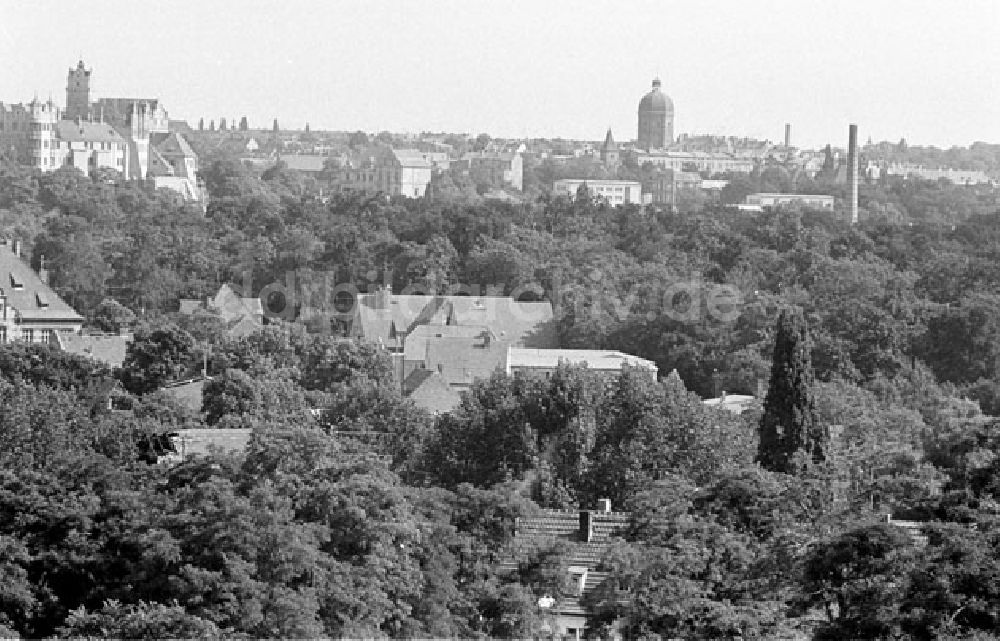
553 179 642 206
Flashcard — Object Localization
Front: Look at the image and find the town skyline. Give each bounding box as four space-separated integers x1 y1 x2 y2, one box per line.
2 0 998 150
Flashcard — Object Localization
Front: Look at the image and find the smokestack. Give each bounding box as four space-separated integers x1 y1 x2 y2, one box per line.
848 124 859 225
784 123 791 148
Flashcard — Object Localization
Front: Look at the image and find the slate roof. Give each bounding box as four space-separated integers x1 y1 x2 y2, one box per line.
402 324 494 362
404 370 462 414
55 120 125 144
353 292 556 350
503 509 631 617
0 243 84 323
424 337 508 389
55 333 130 369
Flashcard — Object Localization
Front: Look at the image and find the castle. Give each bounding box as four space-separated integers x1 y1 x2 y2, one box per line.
0 61 204 205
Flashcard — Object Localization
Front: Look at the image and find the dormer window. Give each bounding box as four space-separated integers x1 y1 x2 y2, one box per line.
9 273 23 291
36 293 48 309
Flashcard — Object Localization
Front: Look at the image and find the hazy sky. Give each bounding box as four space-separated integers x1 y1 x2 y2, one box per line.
2 0 997 149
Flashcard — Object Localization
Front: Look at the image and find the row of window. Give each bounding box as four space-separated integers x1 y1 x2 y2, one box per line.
0 327 54 343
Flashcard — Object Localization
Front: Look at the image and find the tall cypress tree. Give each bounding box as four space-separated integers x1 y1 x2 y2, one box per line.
757 308 824 473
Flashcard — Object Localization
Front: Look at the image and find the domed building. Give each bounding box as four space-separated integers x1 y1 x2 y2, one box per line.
637 78 674 150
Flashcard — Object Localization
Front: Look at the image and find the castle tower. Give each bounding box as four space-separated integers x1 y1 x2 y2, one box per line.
637 78 675 151
65 60 91 120
26 98 60 171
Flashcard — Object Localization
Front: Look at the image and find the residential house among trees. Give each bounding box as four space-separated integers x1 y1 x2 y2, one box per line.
502 501 630 639
0 239 83 344
179 284 264 338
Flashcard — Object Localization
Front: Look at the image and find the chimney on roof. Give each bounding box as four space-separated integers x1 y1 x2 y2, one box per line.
579 510 594 543
597 498 612 513
374 284 391 310
784 123 791 148
12 240 21 257
38 255 48 284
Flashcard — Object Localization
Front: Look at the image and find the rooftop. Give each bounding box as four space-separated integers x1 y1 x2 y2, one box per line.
0 241 84 323
54 333 130 369
55 119 125 144
506 348 657 373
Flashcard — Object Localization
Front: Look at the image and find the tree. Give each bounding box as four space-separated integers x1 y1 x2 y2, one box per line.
273 118 279 133
799 524 917 640
209 119 215 131
91 297 135 334
239 116 248 131
219 117 227 131
58 601 222 639
119 324 196 394
757 308 824 473
198 117 204 131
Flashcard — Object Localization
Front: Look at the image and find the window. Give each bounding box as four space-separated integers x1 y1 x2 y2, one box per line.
38 329 52 343
21 328 33 342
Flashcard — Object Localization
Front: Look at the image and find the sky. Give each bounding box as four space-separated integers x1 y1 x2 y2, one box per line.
1 0 998 149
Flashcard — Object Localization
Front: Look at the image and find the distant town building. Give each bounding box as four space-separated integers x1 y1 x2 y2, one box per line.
333 147 433 197
0 239 84 343
646 169 702 205
632 149 755 174
637 77 674 150
1 61 205 205
458 150 524 191
743 192 835 210
275 154 328 174
599 129 620 169
553 179 642 205
883 163 992 186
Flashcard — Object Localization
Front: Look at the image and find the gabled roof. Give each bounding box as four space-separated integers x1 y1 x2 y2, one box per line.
404 370 462 414
0 243 83 323
151 131 196 158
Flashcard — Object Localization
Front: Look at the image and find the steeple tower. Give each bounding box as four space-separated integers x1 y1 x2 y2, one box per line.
65 60 91 120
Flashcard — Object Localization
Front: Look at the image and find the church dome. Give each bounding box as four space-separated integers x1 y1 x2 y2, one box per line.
638 78 673 113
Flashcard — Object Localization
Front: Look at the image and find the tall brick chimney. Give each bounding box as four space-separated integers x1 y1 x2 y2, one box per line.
784 123 791 148
848 124 859 225
579 510 593 543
